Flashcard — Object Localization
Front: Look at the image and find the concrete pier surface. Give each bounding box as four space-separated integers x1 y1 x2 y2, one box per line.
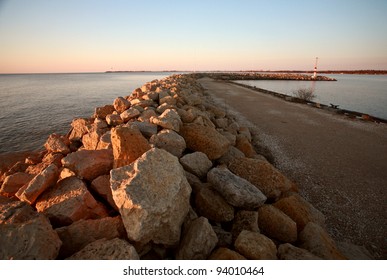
199 78 387 259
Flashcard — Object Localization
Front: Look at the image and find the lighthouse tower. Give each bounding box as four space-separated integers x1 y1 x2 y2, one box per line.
312 57 318 79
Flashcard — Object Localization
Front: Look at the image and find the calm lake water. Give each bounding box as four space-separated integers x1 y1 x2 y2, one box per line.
236 74 387 120
0 72 176 153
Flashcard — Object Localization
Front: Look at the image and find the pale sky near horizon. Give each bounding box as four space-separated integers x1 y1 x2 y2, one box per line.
0 0 386 73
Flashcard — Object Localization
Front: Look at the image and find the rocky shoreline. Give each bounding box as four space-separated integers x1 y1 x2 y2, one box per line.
0 74 369 260
193 72 337 81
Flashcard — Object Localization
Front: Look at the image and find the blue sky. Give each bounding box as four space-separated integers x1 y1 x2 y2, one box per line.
0 0 386 73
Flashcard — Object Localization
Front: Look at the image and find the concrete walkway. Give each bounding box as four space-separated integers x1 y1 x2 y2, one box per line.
199 78 387 259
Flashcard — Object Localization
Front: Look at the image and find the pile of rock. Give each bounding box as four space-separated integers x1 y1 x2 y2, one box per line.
0 74 347 260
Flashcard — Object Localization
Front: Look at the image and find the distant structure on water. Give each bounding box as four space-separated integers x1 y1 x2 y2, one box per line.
313 57 318 79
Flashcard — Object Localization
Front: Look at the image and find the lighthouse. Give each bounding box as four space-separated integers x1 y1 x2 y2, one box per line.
312 57 318 79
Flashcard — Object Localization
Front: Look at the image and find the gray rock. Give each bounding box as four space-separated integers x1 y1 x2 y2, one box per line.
179 152 212 178
176 217 218 260
207 167 267 209
150 108 182 132
149 129 186 158
110 148 191 245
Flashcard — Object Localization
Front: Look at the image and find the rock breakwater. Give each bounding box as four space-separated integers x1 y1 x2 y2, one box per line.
0 74 362 259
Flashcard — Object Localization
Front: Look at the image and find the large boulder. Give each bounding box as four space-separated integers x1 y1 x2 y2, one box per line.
110 148 191 245
180 123 230 160
229 157 296 200
111 125 151 168
56 216 126 258
149 129 186 158
61 149 113 181
176 217 218 260
35 176 109 227
234 230 277 260
16 164 59 204
207 166 267 209
0 197 62 259
66 238 139 260
258 204 297 243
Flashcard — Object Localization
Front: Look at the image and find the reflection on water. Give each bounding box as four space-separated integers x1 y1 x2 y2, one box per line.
236 74 387 120
0 72 176 152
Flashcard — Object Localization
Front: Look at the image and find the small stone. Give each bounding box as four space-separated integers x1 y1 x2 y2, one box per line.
176 217 218 260
258 204 297 243
180 123 230 160
16 164 59 204
234 230 277 260
179 152 212 178
58 167 76 181
111 125 151 168
113 97 130 113
207 167 267 209
217 146 245 165
149 129 186 158
35 176 109 227
66 238 139 260
277 243 321 260
209 248 246 260
195 186 234 222
299 222 347 260
61 149 113 181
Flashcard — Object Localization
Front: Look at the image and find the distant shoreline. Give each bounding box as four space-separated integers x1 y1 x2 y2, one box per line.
1 70 386 75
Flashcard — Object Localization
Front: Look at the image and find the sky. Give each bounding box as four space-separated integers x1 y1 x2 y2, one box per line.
0 0 386 73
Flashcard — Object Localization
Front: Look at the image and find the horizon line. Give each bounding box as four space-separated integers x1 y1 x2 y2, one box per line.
1 69 387 75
